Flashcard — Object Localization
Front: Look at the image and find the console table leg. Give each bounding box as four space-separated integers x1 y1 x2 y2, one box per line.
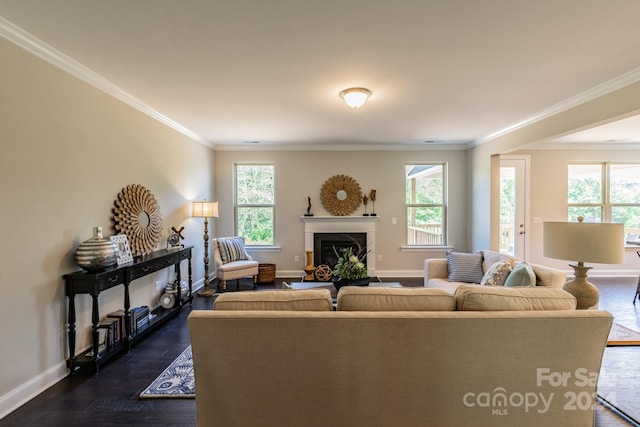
91 294 100 361
123 282 132 351
188 254 193 304
67 293 77 373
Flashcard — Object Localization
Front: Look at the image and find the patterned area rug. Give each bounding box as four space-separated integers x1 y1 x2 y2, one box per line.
608 323 640 346
139 346 194 399
598 346 640 424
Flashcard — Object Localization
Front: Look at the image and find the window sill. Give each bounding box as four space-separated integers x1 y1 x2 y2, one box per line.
246 246 281 252
400 245 453 252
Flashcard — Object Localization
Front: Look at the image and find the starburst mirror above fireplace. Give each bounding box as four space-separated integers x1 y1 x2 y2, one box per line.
320 174 362 216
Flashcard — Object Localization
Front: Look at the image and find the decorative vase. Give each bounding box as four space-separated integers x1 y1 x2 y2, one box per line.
332 276 370 291
74 226 119 272
303 250 315 281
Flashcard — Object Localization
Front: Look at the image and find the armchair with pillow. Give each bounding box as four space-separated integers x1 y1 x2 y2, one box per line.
213 236 259 291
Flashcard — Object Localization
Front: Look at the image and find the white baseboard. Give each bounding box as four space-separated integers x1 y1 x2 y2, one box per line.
565 269 638 279
375 270 423 278
0 361 67 419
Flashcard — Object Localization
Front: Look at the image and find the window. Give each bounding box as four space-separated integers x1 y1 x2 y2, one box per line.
405 164 447 245
568 163 640 237
235 164 275 245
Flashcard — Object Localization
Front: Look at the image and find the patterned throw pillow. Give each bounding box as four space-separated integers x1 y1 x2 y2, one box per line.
480 260 513 286
504 261 536 287
217 237 249 264
446 251 484 283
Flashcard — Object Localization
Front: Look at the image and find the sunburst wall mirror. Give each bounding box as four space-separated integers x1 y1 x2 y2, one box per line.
112 184 163 256
320 174 362 216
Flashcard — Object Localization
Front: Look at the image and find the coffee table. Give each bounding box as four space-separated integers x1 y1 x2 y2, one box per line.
290 281 402 290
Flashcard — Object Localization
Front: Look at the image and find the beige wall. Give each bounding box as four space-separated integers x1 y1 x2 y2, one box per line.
3 20 640 419
513 149 640 275
469 80 640 254
0 38 214 415
214 149 469 276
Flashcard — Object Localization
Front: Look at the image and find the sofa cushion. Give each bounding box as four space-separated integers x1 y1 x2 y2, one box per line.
217 237 249 264
454 285 577 311
504 261 536 287
480 260 512 286
446 251 484 283
217 259 258 273
337 287 455 311
213 289 333 311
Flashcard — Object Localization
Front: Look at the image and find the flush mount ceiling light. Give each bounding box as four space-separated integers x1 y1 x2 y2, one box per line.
339 87 371 109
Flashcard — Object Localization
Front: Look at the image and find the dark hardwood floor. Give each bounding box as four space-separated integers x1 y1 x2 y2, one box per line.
1 277 639 426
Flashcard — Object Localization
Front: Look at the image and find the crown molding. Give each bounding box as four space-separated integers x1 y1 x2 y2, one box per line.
529 141 640 151
0 17 210 148
478 67 640 146
213 142 469 151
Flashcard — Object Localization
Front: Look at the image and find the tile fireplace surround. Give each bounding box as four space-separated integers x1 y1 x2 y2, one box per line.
302 216 379 276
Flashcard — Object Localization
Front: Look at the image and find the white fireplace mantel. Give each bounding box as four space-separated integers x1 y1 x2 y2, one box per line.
301 216 379 275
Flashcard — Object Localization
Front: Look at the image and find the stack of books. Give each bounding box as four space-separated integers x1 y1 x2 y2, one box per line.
105 306 150 341
93 306 154 356
132 306 150 334
97 318 119 353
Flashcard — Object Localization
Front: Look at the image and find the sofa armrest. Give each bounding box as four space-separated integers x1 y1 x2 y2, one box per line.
531 263 567 288
424 258 449 286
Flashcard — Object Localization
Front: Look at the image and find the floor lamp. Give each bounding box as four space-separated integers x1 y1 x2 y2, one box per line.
192 200 219 297
543 217 624 309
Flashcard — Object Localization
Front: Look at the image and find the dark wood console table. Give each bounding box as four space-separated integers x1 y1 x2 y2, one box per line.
64 246 192 373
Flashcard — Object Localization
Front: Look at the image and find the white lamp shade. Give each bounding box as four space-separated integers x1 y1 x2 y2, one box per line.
192 201 219 218
340 88 371 109
543 221 624 264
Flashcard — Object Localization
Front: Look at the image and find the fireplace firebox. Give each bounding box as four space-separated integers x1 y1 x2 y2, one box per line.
313 233 367 269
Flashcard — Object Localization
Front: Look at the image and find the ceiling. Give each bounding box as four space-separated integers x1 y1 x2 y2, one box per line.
1 0 640 150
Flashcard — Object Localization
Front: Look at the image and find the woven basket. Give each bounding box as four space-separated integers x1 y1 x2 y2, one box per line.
257 263 276 283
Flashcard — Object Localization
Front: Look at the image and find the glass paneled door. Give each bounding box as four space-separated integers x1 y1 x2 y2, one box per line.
500 157 528 259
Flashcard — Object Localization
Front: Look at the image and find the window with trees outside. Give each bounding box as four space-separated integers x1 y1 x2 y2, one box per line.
568 163 640 238
406 164 447 245
235 164 275 246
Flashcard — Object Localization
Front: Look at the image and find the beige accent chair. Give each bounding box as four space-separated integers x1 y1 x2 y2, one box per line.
212 237 259 291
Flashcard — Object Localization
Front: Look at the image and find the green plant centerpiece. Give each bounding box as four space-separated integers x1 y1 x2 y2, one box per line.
332 242 370 290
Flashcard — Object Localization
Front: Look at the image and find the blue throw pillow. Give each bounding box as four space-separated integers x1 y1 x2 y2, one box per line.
446 251 484 283
504 261 536 287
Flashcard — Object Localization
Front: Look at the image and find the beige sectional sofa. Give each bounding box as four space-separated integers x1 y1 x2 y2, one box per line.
189 286 612 427
424 250 567 293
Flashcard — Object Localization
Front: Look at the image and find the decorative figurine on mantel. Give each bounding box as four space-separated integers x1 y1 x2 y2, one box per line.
304 196 313 216
369 189 377 216
362 195 369 216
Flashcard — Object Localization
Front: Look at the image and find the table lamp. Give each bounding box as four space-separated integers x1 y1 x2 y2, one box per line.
543 217 624 309
192 200 219 297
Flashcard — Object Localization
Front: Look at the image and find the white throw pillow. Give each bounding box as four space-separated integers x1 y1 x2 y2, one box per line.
480 260 512 286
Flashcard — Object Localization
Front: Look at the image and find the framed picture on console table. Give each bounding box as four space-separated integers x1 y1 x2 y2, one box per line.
111 234 133 265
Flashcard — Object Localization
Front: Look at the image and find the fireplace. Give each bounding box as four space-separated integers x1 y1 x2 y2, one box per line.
313 233 367 268
302 216 379 276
